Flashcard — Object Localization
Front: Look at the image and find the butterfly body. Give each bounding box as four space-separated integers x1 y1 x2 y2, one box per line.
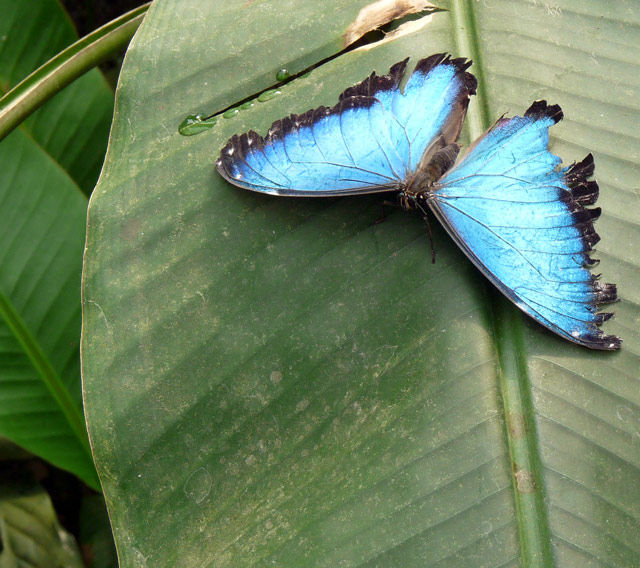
216 54 621 350
394 142 461 212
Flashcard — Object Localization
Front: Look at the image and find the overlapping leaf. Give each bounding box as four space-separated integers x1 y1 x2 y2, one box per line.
0 0 115 488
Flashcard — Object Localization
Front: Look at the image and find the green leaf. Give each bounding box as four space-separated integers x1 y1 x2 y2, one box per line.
0 129 97 487
0 475 85 568
0 0 120 489
82 0 639 566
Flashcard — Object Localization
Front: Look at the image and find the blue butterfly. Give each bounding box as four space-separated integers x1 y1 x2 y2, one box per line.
216 54 621 350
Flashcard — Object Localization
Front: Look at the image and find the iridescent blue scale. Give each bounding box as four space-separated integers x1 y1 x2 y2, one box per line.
216 54 621 350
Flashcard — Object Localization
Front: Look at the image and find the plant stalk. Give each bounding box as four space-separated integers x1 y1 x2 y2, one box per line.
0 3 150 144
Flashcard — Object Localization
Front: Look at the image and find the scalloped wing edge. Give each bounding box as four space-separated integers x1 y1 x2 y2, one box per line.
436 100 621 350
561 149 621 349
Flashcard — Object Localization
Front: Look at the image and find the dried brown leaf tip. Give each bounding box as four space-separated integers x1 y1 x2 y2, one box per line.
343 0 437 47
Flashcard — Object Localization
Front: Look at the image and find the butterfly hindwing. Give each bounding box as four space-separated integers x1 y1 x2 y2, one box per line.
429 101 620 349
216 54 477 196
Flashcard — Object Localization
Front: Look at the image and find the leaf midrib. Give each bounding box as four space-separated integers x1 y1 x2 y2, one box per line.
449 0 554 566
0 285 91 457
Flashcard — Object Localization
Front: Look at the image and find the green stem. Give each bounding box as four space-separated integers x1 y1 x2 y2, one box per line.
495 305 554 567
450 1 554 566
0 3 150 144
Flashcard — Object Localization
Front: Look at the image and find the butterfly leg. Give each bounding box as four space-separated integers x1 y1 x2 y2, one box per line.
423 212 436 264
374 199 402 225
413 195 437 263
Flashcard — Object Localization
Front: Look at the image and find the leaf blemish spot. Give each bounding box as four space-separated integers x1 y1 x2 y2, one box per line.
270 370 283 384
514 466 537 494
507 411 527 438
183 467 212 504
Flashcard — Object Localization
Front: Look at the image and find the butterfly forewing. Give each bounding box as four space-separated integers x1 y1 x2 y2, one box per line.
216 54 477 196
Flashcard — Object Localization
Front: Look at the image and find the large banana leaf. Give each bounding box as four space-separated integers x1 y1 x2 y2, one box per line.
82 0 639 566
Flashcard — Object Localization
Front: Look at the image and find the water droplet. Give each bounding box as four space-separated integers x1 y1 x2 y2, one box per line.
223 107 239 119
258 88 282 102
179 114 202 128
239 100 254 110
178 114 217 136
276 68 290 81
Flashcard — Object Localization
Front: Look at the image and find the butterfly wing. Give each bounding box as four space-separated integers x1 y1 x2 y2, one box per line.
429 101 621 349
216 54 477 196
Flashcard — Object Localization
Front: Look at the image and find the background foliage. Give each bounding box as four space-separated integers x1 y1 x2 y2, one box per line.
0 0 114 494
0 1 141 566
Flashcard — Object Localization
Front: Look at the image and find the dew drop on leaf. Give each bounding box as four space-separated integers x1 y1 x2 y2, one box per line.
257 89 282 102
276 68 290 81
